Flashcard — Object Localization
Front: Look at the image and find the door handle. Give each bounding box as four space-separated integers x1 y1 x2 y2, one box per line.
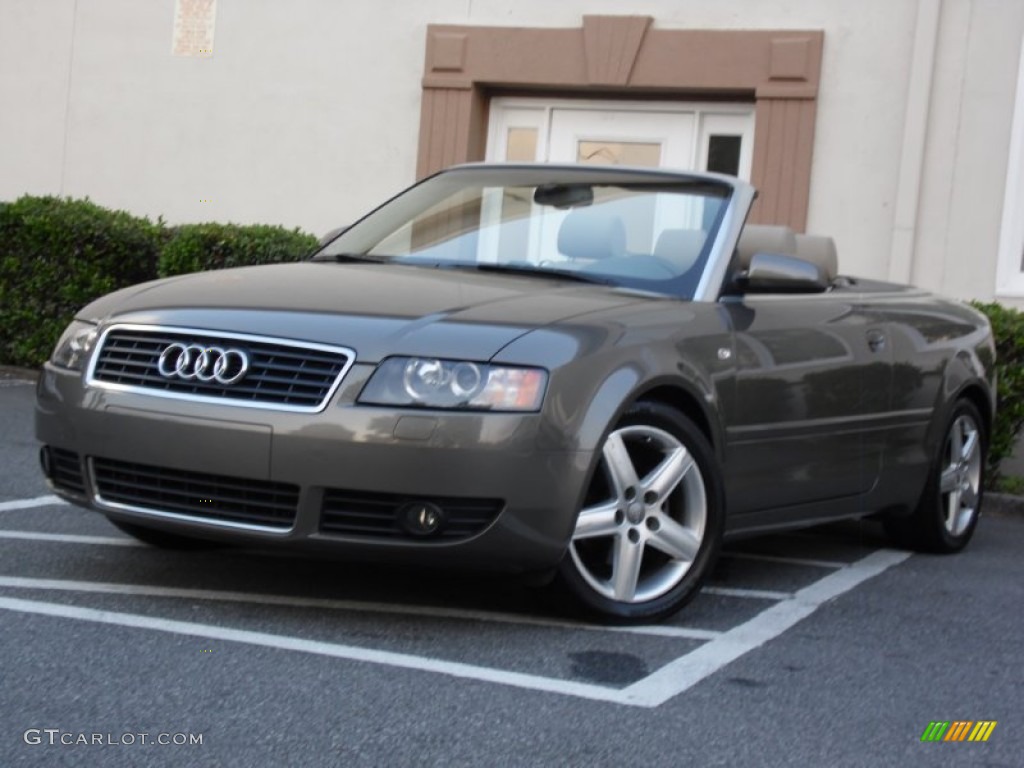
866 329 886 353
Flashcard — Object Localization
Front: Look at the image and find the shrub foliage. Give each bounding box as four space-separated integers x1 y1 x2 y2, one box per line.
159 223 317 277
0 196 161 367
971 301 1024 482
0 196 318 369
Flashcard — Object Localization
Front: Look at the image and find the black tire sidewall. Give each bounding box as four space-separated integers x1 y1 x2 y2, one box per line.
557 401 725 623
917 399 986 553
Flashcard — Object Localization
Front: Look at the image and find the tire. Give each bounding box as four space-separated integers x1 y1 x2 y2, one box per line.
107 517 223 550
884 399 986 553
556 401 725 623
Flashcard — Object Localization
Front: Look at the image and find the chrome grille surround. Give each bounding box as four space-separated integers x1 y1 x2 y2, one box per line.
85 324 355 413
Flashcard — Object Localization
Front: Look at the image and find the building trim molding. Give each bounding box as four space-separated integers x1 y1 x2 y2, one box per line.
418 16 824 231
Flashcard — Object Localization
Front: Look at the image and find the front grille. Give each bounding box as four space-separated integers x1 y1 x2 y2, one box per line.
88 325 353 411
320 489 503 540
48 447 86 494
91 457 299 530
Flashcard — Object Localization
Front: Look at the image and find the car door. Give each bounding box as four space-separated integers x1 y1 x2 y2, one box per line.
720 292 893 516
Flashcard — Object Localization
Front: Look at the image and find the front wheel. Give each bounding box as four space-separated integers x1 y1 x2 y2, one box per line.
557 402 724 623
885 399 986 553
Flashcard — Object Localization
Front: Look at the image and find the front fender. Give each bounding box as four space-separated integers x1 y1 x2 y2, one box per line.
494 301 734 455
560 363 726 458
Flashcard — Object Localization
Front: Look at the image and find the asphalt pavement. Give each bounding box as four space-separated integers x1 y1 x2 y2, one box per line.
0 373 1021 767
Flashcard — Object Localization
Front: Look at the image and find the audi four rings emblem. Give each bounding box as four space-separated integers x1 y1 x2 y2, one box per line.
157 343 250 385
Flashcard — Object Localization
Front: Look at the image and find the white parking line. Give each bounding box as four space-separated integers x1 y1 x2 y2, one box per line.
0 528 793 606
721 552 846 569
0 549 910 707
702 586 793 601
0 575 721 641
0 594 628 704
0 529 793 624
618 549 911 707
0 495 67 512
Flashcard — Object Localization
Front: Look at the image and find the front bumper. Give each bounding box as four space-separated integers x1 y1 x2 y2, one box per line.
35 362 592 572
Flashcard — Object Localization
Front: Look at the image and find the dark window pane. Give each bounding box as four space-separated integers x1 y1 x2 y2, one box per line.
707 135 742 177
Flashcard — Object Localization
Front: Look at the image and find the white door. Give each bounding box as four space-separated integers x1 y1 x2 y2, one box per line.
486 97 754 178
548 108 695 169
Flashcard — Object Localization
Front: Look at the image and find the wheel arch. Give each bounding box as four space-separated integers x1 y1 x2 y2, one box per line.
633 382 719 456
575 368 724 460
955 383 993 444
926 348 995 456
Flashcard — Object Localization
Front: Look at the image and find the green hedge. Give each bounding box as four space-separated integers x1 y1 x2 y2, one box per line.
0 196 162 367
0 195 318 369
971 302 1024 482
158 223 317 278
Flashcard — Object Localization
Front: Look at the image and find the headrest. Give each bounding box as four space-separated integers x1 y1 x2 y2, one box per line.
557 209 626 261
736 225 797 269
654 229 706 273
795 234 839 281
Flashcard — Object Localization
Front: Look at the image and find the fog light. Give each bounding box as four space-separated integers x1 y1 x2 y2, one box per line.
399 501 445 537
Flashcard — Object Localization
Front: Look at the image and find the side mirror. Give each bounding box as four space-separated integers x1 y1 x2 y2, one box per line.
735 252 830 293
318 226 349 247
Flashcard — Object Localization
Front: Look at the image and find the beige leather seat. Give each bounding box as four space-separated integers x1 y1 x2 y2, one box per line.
794 234 839 282
736 225 839 283
557 210 626 261
736 225 798 269
653 229 706 273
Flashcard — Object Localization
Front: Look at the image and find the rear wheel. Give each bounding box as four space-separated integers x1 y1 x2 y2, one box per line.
107 517 223 550
557 402 724 623
885 399 985 553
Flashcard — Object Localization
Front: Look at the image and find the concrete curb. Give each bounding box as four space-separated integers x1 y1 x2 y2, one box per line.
0 366 39 382
985 492 1024 518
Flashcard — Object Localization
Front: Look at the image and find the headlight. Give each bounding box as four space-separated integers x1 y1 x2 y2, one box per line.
358 357 547 411
50 320 99 371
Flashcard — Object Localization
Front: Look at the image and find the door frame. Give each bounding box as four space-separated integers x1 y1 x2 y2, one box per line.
485 97 755 179
417 16 823 232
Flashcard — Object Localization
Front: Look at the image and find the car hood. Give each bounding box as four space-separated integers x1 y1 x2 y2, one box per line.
81 262 651 362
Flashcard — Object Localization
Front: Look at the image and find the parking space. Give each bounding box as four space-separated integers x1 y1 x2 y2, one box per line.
0 374 917 707
3 374 1022 767
0 485 908 707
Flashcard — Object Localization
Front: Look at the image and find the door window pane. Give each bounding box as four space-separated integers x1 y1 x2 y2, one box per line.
577 140 661 167
707 135 742 176
506 128 538 162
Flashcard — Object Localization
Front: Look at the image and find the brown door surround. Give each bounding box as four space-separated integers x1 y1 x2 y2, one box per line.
417 16 822 233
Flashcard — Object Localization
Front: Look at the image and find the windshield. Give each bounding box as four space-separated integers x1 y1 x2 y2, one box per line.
316 167 732 298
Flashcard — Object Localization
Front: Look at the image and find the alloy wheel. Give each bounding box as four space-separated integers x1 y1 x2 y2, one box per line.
938 413 982 537
569 424 707 604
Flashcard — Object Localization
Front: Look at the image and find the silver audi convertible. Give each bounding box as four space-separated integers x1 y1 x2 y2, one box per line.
36 164 995 622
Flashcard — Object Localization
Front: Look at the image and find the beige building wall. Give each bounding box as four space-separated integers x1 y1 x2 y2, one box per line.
912 0 1024 302
0 0 1021 302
